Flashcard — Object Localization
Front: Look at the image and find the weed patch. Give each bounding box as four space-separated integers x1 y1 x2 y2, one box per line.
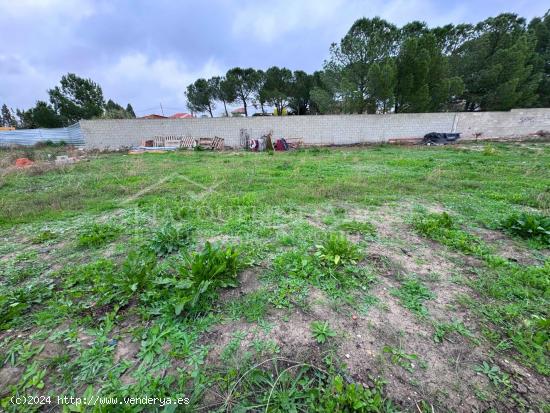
2 144 550 409
432 319 478 344
391 278 435 317
268 248 376 311
472 261 550 374
31 229 58 244
338 220 377 237
77 223 121 248
474 361 511 388
311 321 337 344
315 232 362 266
412 212 491 256
174 242 241 314
412 210 550 373
499 212 550 247
149 223 193 256
383 345 424 373
214 359 394 411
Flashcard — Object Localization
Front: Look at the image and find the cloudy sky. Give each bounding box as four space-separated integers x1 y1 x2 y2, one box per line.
0 0 548 117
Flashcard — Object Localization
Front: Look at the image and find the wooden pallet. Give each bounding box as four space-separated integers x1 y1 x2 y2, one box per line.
181 136 196 148
198 137 224 150
285 138 304 148
141 136 224 150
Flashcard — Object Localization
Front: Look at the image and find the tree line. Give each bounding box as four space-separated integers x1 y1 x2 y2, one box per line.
186 12 549 116
1 11 548 128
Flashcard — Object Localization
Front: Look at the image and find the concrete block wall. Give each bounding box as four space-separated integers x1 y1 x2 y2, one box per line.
455 109 550 139
80 108 549 149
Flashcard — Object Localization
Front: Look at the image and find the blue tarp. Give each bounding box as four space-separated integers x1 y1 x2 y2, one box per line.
0 123 84 147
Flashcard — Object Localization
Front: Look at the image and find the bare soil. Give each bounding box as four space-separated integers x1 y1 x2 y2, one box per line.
197 204 550 411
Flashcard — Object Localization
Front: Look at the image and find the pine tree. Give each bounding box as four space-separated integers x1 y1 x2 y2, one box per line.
225 68 262 116
367 59 397 113
396 34 463 112
529 12 550 107
49 73 105 124
1 104 17 127
185 78 215 117
454 13 541 111
326 17 400 113
125 103 136 118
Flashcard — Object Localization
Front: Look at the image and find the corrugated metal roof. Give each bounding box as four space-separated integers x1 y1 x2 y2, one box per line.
0 123 84 147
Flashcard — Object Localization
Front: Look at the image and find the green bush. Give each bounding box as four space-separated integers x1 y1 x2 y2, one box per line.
500 212 550 246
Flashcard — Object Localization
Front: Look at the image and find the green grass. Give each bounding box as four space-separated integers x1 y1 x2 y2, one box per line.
412 211 491 256
338 220 377 236
226 289 270 322
473 262 550 374
1 143 548 227
1 143 549 411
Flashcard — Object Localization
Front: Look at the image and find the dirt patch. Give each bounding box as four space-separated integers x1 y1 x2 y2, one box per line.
201 203 549 411
0 366 23 395
472 227 548 266
205 234 240 245
35 341 66 361
338 283 488 411
218 267 263 303
303 212 327 230
77 330 95 348
201 287 337 366
198 319 253 365
331 204 549 411
113 335 140 364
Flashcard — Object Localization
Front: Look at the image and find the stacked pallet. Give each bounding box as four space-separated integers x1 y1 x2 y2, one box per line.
139 136 224 150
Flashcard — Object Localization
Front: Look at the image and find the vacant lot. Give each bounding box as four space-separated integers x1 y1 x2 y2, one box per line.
0 143 549 412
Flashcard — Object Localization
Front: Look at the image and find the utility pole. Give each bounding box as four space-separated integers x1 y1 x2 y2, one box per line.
159 103 164 116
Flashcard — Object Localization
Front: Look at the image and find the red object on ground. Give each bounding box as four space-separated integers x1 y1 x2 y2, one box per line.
275 139 289 151
15 158 34 167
